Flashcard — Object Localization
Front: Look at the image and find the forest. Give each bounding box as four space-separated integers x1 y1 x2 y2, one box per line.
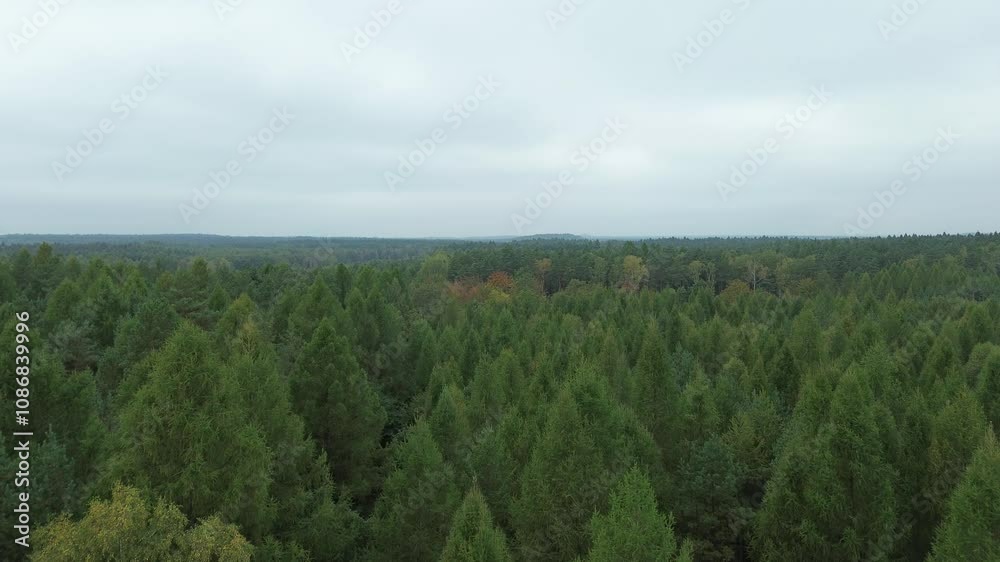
1 233 999 561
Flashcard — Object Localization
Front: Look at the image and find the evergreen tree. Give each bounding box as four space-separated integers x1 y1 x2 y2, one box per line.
288 276 345 348
586 466 692 562
630 323 682 469
43 279 84 330
673 437 746 561
514 367 668 561
368 420 461 562
109 323 273 539
976 346 1000 428
752 369 897 561
293 317 386 499
430 383 473 467
98 296 181 402
469 407 533 532
440 486 513 562
929 429 1000 561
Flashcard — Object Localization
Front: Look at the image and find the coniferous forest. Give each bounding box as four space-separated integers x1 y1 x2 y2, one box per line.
2 234 999 561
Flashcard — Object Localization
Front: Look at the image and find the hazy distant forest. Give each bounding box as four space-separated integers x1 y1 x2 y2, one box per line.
2 234 999 561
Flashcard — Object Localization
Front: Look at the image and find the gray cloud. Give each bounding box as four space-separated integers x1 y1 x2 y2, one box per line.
1 0 997 237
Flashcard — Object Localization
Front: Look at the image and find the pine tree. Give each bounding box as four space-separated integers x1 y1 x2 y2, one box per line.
86 272 126 348
976 346 1000 429
440 486 513 562
218 301 361 558
334 263 352 305
469 349 524 428
424 360 462 415
927 388 988 512
293 317 386 499
430 383 473 467
369 420 461 561
680 368 721 444
722 390 783 507
29 242 60 301
514 367 668 561
110 322 273 539
98 296 181 402
31 351 105 483
43 279 84 330
288 276 345 348
586 466 690 562
673 437 746 561
630 323 682 469
752 368 897 561
0 262 15 304
929 429 1000 561
895 387 989 558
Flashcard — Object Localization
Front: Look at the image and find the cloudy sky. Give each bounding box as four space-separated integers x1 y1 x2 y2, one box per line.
1 0 997 237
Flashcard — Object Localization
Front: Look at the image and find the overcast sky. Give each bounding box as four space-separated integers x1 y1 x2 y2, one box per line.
1 0 997 237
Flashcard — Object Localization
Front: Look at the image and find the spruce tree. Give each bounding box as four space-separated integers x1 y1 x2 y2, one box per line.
630 323 682 469
430 383 473 467
673 437 746 561
586 466 691 562
514 367 668 561
752 369 897 561
929 429 1000 561
110 322 273 539
369 420 461 561
976 346 1000 428
293 317 386 499
440 486 513 562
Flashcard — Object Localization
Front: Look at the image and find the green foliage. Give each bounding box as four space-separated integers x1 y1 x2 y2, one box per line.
440 486 513 562
368 420 460 562
32 485 253 562
976 346 1000 428
630 323 682 469
929 429 1000 561
109 323 273 538
673 437 746 561
293 318 386 499
514 367 667 561
6 234 1000 561
585 466 687 562
752 369 898 561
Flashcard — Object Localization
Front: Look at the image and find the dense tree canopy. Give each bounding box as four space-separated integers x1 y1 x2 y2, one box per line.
1 233 999 561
